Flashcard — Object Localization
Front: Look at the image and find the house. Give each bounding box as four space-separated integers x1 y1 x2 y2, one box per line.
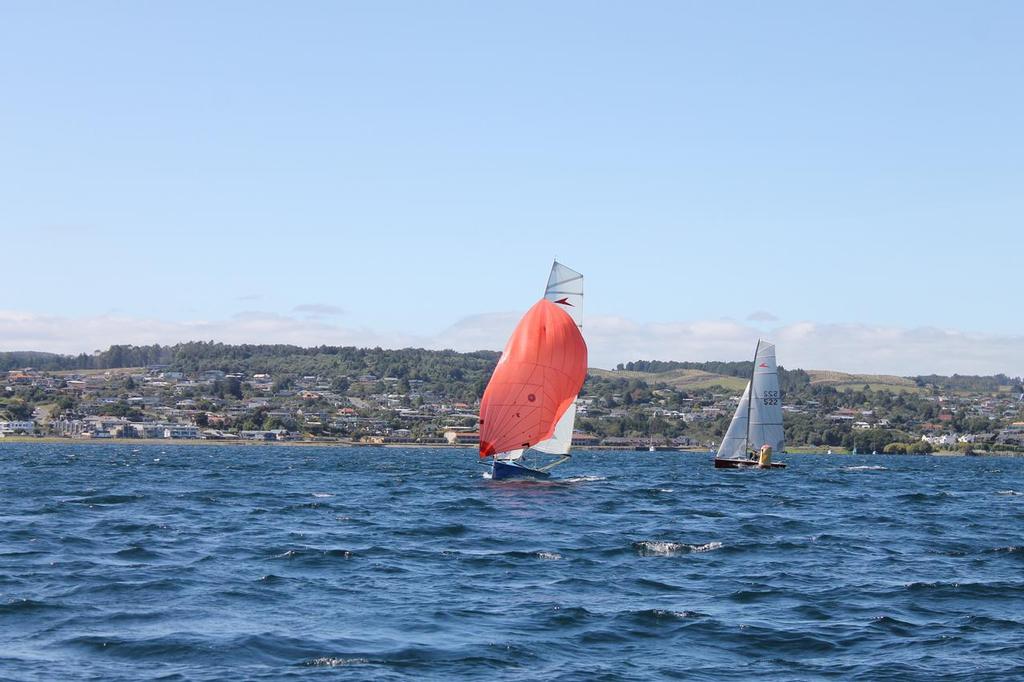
0 420 35 435
922 433 958 447
443 430 479 445
997 423 1024 445
131 423 171 439
571 433 600 446
164 425 200 439
240 430 276 441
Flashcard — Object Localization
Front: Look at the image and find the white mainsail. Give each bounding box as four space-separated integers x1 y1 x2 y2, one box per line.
748 341 785 453
544 260 584 328
531 260 584 455
716 340 785 459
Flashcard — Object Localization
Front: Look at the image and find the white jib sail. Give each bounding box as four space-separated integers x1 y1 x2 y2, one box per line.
716 381 751 460
532 402 577 455
544 260 584 329
748 340 785 453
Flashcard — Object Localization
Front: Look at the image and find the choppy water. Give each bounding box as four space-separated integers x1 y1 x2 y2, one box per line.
1 445 1022 680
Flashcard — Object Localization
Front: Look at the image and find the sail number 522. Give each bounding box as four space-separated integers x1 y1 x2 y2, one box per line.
762 390 779 406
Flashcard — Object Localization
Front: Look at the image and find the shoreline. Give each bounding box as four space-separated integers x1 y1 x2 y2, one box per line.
0 436 1020 456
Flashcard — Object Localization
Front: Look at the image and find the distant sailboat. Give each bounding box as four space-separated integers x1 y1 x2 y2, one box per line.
479 261 587 480
714 340 787 469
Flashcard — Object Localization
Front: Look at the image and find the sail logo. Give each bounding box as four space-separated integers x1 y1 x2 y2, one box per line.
553 297 574 306
759 363 768 368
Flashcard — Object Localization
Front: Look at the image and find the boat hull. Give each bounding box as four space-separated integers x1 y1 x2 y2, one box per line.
714 458 787 469
491 459 551 480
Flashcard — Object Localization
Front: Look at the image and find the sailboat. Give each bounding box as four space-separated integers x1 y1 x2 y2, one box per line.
478 261 587 480
714 339 787 469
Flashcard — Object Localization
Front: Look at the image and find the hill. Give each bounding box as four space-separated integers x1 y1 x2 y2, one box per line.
805 370 923 394
2 343 1022 452
588 367 747 392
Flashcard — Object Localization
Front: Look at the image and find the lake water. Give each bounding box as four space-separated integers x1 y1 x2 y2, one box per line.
1 444 1022 680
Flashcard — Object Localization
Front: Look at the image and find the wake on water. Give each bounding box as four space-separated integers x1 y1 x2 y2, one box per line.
480 472 607 483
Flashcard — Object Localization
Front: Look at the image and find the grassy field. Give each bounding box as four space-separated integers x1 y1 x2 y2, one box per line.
589 368 747 393
590 367 932 396
50 367 145 377
804 370 926 394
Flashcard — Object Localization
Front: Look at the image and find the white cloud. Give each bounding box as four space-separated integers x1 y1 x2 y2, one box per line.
0 309 1020 378
292 303 345 318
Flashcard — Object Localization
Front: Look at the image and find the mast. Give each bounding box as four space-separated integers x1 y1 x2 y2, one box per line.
744 339 760 454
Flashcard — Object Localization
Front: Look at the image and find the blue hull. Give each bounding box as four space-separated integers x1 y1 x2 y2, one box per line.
492 460 550 480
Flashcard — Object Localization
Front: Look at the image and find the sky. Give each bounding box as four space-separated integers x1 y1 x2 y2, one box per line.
1 1 1021 376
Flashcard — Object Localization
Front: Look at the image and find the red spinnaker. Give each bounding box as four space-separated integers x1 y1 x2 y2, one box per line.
479 299 588 458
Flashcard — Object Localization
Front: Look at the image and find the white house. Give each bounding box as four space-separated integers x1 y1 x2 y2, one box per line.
922 433 958 447
163 425 200 439
0 420 35 435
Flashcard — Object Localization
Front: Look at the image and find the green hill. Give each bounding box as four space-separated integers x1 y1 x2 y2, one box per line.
589 367 747 392
805 370 924 394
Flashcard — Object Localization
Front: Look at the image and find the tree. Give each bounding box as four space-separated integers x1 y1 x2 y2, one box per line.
226 377 243 400
910 441 934 454
1 400 33 420
272 376 294 393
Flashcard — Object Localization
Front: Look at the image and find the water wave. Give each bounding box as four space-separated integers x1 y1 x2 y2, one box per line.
2 444 1022 680
633 540 723 556
303 657 371 667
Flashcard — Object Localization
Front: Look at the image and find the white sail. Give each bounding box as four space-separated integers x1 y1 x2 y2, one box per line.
748 340 785 453
533 402 577 455
716 381 751 459
544 260 584 329
530 260 584 458
715 340 785 460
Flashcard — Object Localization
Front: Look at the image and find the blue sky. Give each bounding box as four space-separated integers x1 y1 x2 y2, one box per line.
1 2 1021 374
